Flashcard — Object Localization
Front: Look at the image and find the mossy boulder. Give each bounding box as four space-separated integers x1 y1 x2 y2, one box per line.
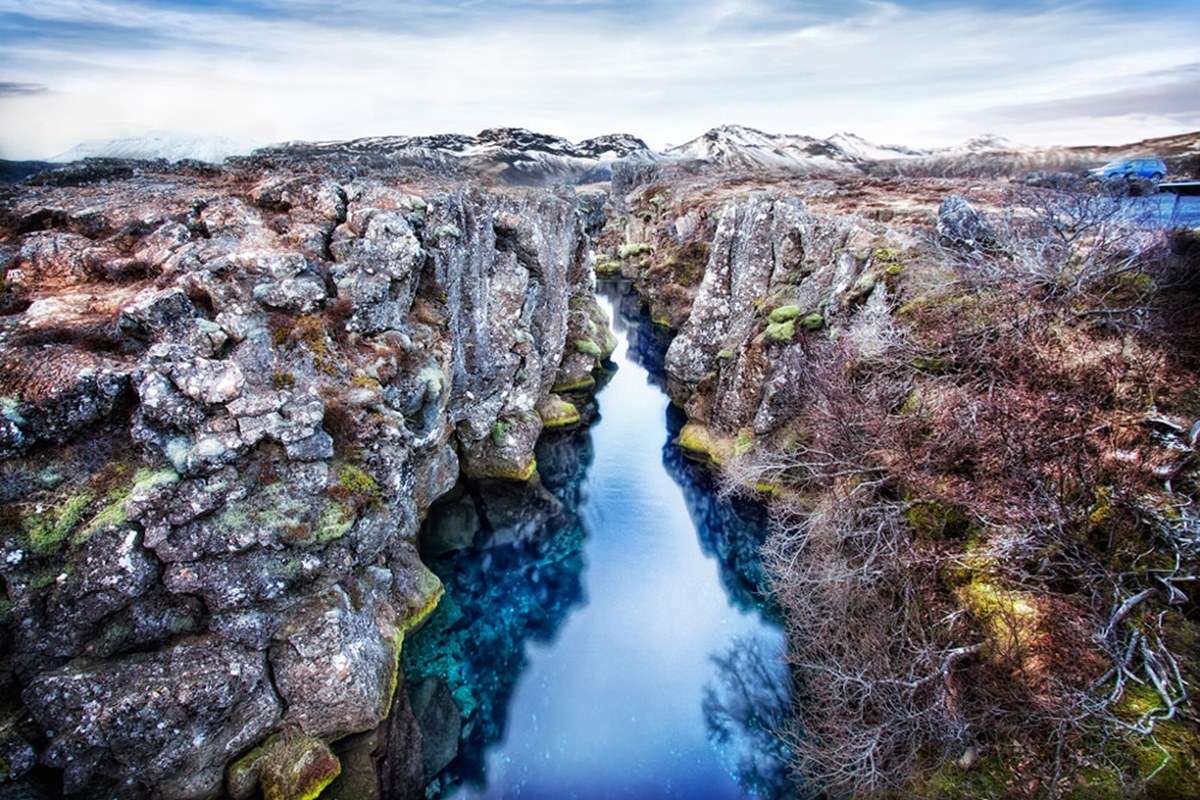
594 257 622 277
537 395 581 429
677 422 734 466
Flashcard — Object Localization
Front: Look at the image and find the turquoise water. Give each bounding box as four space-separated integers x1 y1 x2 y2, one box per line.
404 283 791 800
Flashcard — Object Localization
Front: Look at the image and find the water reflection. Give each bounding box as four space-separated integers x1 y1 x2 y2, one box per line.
704 637 794 800
401 281 793 799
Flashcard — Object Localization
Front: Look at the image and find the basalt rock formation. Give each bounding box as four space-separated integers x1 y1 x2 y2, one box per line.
0 158 614 798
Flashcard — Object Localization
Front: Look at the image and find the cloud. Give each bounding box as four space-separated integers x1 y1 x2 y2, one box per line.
0 80 47 95
980 65 1200 125
0 0 1197 159
987 81 1200 125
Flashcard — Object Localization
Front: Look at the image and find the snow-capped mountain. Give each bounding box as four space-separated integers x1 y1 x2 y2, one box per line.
944 134 1022 154
256 127 653 184
826 132 930 161
665 125 1030 173
667 125 855 172
51 133 259 164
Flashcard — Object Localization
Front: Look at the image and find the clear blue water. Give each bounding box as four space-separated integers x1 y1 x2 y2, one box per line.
1125 193 1200 228
403 283 791 800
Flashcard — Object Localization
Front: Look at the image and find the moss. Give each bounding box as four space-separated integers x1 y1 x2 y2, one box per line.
483 457 538 483
272 371 295 390
915 755 1010 799
573 338 603 358
899 387 924 415
1088 485 1116 528
538 396 581 429
911 355 949 374
1063 767 1124 800
335 463 380 503
618 242 653 259
651 310 672 328
733 430 755 457
768 304 802 323
314 502 356 543
23 491 94 555
905 500 971 539
594 257 622 276
716 349 734 361
850 271 878 298
551 375 596 394
401 564 445 634
764 319 795 343
800 312 825 331
958 573 1039 659
491 419 511 447
1108 685 1200 798
350 374 380 390
677 422 733 466
230 733 341 800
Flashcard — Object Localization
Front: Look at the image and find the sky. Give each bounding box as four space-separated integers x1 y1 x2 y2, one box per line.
0 0 1198 159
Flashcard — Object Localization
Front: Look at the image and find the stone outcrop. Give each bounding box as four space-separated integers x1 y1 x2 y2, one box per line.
654 191 883 433
0 160 612 797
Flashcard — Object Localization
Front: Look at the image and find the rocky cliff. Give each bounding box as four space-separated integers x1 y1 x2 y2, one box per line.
0 160 614 798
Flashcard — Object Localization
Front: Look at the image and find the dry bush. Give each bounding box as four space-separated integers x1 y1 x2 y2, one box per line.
738 188 1200 797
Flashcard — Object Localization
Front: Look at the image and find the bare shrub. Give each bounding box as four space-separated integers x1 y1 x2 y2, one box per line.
742 183 1200 797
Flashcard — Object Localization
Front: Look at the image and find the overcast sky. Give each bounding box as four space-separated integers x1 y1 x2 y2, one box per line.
1 0 1198 159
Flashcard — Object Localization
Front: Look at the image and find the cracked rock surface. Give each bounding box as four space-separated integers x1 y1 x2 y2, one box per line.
0 158 611 798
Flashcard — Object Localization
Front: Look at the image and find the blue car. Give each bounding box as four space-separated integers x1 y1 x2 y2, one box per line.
1090 157 1167 180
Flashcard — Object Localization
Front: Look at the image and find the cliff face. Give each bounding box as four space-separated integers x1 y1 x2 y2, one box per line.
0 162 612 797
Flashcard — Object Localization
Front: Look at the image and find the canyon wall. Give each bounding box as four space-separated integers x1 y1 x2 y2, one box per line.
0 162 612 798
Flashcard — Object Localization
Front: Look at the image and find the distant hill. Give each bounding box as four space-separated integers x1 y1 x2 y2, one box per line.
50 134 258 164
0 159 54 184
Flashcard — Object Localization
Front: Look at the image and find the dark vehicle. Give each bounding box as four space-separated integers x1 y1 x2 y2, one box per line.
1090 157 1167 180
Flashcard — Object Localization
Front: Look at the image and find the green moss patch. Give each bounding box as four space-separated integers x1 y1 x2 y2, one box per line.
800 312 824 331
677 422 733 466
538 395 581 429
768 305 802 323
573 338 603 358
764 319 795 343
551 375 597 394
618 242 653 259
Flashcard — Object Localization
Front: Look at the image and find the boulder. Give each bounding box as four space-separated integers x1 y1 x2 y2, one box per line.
936 195 997 251
23 638 282 799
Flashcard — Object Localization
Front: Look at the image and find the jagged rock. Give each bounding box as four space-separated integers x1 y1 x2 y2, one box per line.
268 571 402 741
407 678 461 781
0 359 131 458
23 637 282 799
0 155 610 797
253 273 328 313
936 195 997 250
118 287 200 341
226 732 341 800
662 192 874 432
0 726 36 783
